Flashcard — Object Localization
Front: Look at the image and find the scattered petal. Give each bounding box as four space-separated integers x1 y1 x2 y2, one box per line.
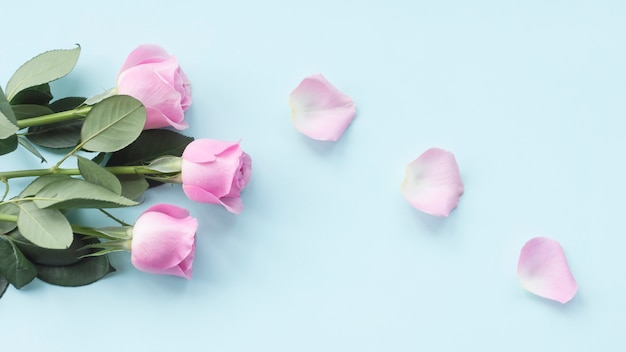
289 73 356 141
400 148 464 216
517 237 577 303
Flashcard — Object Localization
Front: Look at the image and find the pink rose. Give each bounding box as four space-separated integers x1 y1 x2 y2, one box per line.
181 139 252 214
117 44 192 130
131 204 198 279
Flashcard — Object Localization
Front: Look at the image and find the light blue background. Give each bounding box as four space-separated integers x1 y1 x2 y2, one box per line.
1 1 625 351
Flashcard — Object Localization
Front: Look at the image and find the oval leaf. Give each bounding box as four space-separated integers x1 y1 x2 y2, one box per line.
19 175 72 197
33 178 138 209
77 155 122 194
10 231 94 266
0 87 18 139
9 83 52 105
12 104 54 120
0 114 19 139
0 236 37 289
0 135 18 156
117 174 149 200
107 129 194 166
36 253 115 287
84 87 117 106
0 203 19 233
27 119 83 149
5 46 81 101
17 136 46 163
17 201 73 249
49 96 86 112
80 95 146 152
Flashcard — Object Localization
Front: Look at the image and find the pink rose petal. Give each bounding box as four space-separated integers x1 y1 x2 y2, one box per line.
289 73 356 141
118 44 170 73
400 148 464 217
517 237 578 303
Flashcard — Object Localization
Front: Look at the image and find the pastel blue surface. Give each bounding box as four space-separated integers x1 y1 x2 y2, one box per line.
1 1 625 350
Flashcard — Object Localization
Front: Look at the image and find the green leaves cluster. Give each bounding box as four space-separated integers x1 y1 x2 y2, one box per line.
0 46 195 300
1 47 82 156
0 231 115 294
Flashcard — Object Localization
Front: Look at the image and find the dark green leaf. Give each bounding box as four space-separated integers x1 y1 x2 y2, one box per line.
0 135 18 156
90 152 107 165
5 46 81 101
12 104 54 120
17 136 46 162
107 129 194 166
0 203 19 233
0 236 37 289
77 155 122 194
118 174 149 200
26 119 82 149
49 96 86 112
9 231 94 266
9 83 52 105
0 275 8 299
17 201 73 249
33 178 138 209
80 95 146 152
36 252 115 287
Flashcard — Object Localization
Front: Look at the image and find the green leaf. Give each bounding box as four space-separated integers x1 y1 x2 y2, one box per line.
117 174 149 200
92 226 132 240
107 129 194 166
17 201 73 249
77 155 122 194
26 119 82 149
9 83 52 105
147 156 182 173
0 135 18 156
0 87 18 139
36 251 115 287
80 95 146 152
19 175 71 197
90 152 107 165
0 236 37 289
0 275 8 299
12 104 54 120
9 231 94 266
49 96 85 112
18 136 46 163
0 203 19 233
33 178 138 209
5 46 81 101
0 115 19 139
84 88 116 105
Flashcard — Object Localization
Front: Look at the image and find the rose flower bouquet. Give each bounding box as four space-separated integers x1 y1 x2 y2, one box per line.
0 44 251 299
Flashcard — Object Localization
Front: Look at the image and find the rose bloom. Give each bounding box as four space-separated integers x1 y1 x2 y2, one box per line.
131 204 198 279
117 44 192 130
181 139 252 214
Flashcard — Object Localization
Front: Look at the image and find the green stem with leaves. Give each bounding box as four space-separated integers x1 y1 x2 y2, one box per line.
0 212 125 240
16 105 92 129
0 165 167 181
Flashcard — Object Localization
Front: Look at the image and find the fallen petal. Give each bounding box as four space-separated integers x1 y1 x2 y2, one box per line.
517 237 577 303
289 73 356 141
400 148 464 216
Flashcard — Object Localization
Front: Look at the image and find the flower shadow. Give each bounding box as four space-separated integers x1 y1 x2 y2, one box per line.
297 122 354 158
407 205 462 237
525 289 585 314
